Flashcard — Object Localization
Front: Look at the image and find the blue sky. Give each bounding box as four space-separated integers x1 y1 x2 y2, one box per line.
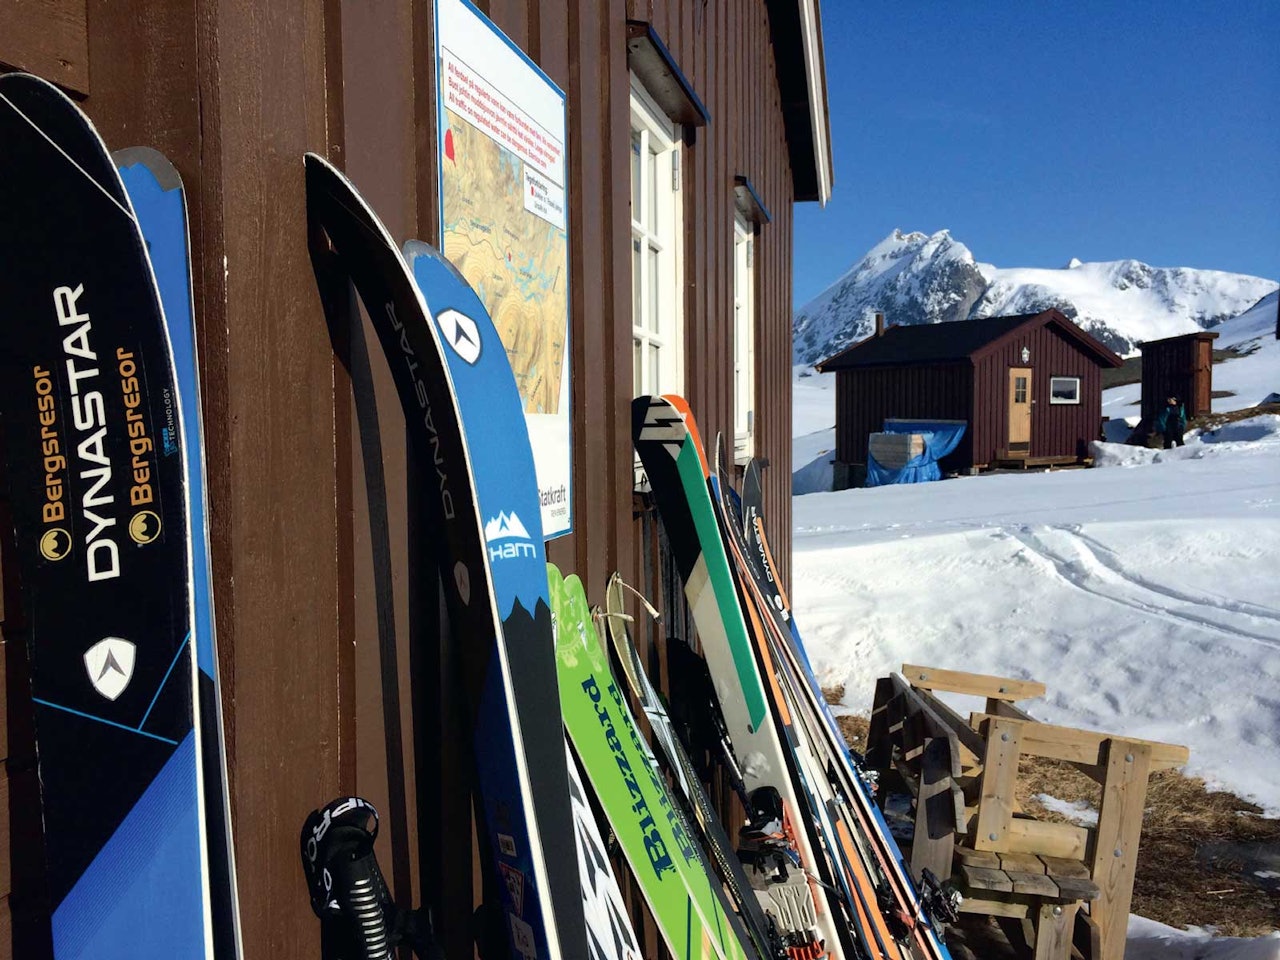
793 2 1279 308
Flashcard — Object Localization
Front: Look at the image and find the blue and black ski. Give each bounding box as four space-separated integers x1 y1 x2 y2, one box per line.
304 154 590 960
115 146 244 960
0 73 220 958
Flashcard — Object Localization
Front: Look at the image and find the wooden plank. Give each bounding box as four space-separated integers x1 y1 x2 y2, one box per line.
970 714 1187 771
0 0 90 94
1053 876 1100 901
956 847 1002 869
959 897 1031 920
1039 855 1091 880
1034 902 1080 960
0 637 6 761
911 736 957 883
1005 818 1090 861
1089 739 1152 960
0 898 9 960
1007 871 1058 898
912 684 984 764
999 852 1048 874
961 865 1013 894
903 664 1045 702
974 717 1021 851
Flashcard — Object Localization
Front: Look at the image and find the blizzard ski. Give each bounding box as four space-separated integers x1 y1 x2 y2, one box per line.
734 460 957 956
305 155 587 960
0 73 216 957
115 146 244 960
549 564 752 960
602 574 785 960
632 395 855 960
404 238 640 960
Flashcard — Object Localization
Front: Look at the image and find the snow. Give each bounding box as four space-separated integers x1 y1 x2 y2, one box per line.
792 365 837 494
1103 291 1280 416
790 389 1280 948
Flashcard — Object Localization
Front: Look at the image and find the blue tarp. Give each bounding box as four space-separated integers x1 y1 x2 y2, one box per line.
866 420 967 487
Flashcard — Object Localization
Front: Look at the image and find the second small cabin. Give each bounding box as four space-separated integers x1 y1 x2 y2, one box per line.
817 309 1123 484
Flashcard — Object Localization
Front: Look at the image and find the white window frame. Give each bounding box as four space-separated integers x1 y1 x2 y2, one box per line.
733 214 755 462
1049 376 1081 405
630 76 683 401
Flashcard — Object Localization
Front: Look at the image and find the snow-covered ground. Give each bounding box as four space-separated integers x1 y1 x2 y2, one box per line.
791 322 1280 951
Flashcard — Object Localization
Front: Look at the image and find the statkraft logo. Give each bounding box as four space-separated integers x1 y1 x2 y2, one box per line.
485 511 536 562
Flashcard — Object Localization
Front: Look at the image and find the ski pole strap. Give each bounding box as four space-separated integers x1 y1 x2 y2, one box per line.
607 570 662 621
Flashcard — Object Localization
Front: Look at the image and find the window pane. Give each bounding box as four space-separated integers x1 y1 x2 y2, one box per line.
630 131 641 222
633 338 643 393
632 236 642 328
648 146 659 230
647 245 660 333
650 343 661 394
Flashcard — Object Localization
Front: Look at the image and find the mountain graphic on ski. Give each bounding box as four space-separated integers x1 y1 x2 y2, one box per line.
116 145 244 960
550 564 751 960
305 153 589 960
485 511 532 542
0 73 217 958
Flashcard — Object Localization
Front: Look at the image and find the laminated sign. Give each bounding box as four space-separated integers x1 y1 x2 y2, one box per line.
436 0 572 538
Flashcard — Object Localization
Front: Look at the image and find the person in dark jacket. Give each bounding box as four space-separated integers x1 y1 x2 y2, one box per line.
1156 395 1187 448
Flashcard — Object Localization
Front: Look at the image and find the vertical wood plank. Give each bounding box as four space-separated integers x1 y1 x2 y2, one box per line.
975 717 1023 851
912 736 957 884
0 0 90 94
1033 901 1079 960
1089 739 1152 960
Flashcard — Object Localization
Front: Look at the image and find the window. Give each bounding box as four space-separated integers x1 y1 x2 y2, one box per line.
733 215 755 461
630 77 683 398
1049 377 1081 404
1014 377 1028 404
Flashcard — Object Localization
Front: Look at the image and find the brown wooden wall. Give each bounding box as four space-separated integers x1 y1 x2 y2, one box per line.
1139 332 1216 423
0 1 807 957
833 363 973 468
971 325 1104 466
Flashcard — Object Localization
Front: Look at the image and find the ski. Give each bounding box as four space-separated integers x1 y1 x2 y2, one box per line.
632 395 855 960
305 155 588 960
602 574 785 960
115 146 244 960
0 73 215 957
550 564 752 960
404 237 639 960
735 460 956 957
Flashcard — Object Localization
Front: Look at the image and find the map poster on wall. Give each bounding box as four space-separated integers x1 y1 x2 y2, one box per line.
436 0 572 539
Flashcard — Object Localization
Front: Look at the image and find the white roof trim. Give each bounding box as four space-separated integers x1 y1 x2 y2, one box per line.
798 0 833 205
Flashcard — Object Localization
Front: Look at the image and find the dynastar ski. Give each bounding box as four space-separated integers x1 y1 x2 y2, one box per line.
305 154 587 960
404 238 639 960
550 564 752 960
0 73 218 958
632 396 852 960
115 146 244 960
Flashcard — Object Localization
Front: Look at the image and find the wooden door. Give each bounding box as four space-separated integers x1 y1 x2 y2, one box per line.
1008 367 1032 453
1193 339 1212 415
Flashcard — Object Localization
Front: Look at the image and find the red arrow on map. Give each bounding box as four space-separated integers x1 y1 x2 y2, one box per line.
444 128 456 163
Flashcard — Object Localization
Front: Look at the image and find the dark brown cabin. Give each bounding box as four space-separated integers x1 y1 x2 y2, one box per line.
817 309 1123 482
1138 330 1219 423
0 3 833 958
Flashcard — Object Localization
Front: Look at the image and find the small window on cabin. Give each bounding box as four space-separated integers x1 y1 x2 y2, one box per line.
1049 377 1081 404
1014 377 1028 404
630 75 683 400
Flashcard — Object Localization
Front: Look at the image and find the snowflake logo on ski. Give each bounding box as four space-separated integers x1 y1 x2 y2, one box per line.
485 511 535 562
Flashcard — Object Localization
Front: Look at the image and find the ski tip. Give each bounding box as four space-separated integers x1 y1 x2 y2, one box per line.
113 146 184 192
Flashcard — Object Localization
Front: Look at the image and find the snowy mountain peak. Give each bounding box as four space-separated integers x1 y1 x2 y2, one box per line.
793 230 989 363
794 231 1277 364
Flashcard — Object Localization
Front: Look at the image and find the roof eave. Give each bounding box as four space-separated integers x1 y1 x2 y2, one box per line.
766 0 834 205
